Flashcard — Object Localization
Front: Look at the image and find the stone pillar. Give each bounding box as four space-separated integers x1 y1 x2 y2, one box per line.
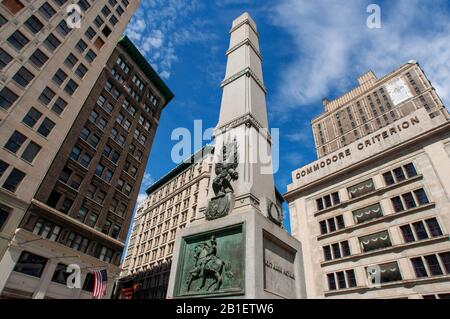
0 246 23 294
32 259 59 299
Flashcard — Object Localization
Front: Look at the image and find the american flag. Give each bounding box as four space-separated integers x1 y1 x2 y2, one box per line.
93 269 108 299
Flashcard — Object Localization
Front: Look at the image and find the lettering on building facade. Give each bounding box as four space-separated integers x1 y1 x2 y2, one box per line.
296 116 420 180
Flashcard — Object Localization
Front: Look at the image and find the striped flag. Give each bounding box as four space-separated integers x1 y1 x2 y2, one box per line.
93 269 108 299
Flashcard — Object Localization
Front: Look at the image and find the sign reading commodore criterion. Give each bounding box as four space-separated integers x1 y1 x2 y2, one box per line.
263 233 297 299
292 108 444 187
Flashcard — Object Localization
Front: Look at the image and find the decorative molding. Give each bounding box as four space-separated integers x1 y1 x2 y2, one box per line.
221 67 267 95
226 38 262 61
214 112 272 144
229 18 259 38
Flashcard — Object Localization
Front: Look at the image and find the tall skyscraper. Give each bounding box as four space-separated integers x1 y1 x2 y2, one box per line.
118 146 214 299
0 0 140 260
0 1 175 299
285 62 450 299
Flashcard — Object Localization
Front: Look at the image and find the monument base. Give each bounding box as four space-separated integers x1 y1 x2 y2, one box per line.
167 209 307 299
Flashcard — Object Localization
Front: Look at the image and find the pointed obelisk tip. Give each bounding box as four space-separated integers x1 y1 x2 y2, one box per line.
231 11 257 32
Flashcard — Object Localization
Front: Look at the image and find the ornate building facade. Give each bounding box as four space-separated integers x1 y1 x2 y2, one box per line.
119 146 214 299
285 62 450 299
0 0 140 261
0 1 174 299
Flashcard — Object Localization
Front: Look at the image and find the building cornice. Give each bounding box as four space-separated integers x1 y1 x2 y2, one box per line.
221 67 267 95
118 36 174 106
229 18 259 38
226 38 262 61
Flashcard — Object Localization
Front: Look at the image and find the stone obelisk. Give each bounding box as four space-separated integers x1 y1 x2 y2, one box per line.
167 13 306 299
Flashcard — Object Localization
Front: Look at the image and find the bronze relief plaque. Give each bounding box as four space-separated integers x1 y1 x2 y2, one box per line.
174 223 245 298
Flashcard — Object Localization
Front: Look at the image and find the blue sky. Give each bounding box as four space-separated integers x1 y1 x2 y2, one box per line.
125 0 450 232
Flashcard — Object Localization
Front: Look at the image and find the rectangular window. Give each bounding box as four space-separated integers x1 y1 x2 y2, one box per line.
75 39 88 53
4 130 26 153
75 63 88 78
402 193 417 210
13 251 47 278
37 118 55 137
80 153 92 168
0 204 12 230
411 257 428 278
38 2 56 19
21 141 41 162
7 30 29 50
51 263 70 285
44 33 61 52
413 221 429 240
52 68 68 86
425 218 443 237
24 15 43 34
368 262 402 284
0 160 9 178
323 246 332 261
64 53 78 69
38 87 56 105
404 163 418 178
64 79 79 95
360 230 392 252
56 20 71 37
3 0 24 15
348 179 375 199
400 224 415 243
2 168 26 192
439 252 450 274
29 49 49 68
0 48 13 70
13 67 35 88
0 87 19 110
391 196 404 212
414 189 429 205
52 97 67 115
86 49 97 63
425 255 443 276
353 203 383 224
85 26 95 39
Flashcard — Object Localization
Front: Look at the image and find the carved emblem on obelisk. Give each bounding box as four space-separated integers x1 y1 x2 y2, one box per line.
205 137 239 221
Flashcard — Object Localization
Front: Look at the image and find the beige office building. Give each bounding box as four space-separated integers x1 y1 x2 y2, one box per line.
0 0 140 260
119 146 215 299
285 62 450 299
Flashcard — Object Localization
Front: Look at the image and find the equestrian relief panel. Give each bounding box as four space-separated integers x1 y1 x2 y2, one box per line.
173 224 245 298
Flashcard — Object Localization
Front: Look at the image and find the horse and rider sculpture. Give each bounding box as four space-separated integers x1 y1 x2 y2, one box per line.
185 235 233 292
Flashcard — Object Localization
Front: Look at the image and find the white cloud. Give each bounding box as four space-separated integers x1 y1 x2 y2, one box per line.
270 0 450 114
136 193 147 207
125 0 207 79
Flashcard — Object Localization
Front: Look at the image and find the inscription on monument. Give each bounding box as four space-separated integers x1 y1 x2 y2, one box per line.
263 233 297 299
